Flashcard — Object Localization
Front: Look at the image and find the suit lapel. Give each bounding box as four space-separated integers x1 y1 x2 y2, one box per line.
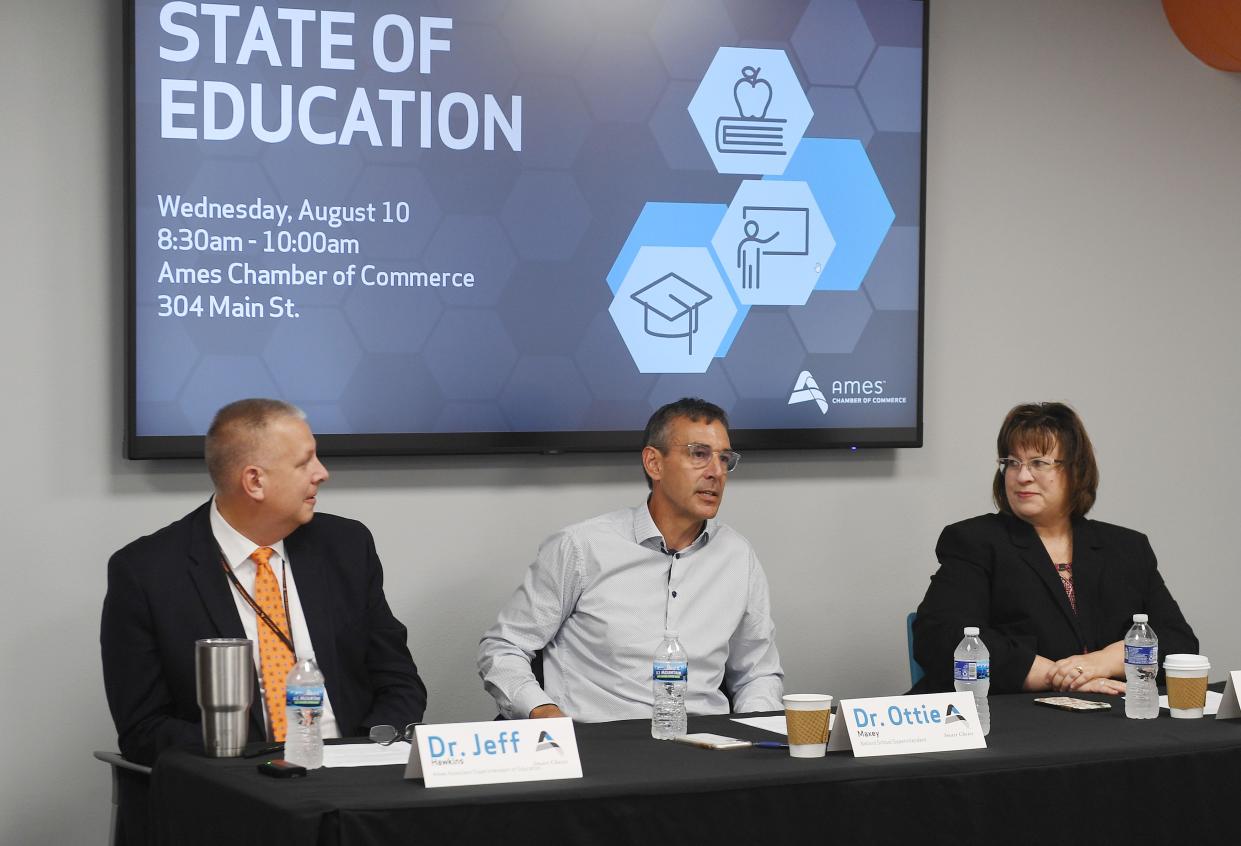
1005 515 1085 645
285 527 339 694
187 503 247 638
1067 518 1106 650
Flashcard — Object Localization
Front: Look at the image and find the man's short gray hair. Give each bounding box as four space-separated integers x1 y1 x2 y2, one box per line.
204 398 304 490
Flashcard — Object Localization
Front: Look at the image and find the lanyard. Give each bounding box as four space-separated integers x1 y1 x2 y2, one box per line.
218 546 296 658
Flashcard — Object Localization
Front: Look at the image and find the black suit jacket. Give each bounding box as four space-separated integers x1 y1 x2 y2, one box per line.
912 513 1197 694
101 501 427 765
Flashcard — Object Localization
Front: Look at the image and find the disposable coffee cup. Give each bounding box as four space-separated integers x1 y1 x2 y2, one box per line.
195 638 255 757
783 694 832 758
1163 654 1210 719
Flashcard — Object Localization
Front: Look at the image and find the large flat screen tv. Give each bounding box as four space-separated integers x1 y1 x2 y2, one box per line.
126 0 926 457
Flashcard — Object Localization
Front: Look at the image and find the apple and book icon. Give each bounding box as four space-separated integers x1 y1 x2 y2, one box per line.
715 66 788 156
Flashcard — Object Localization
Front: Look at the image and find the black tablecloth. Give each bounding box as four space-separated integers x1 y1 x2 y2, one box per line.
151 693 1241 845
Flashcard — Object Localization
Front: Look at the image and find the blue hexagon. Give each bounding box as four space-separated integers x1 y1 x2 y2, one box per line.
607 202 726 293
135 311 200 403
806 86 874 146
650 81 717 172
711 179 834 306
722 311 811 398
178 354 279 428
607 202 749 355
265 308 363 400
513 74 592 170
788 289 875 355
341 355 444 433
342 274 443 353
575 312 651 402
651 0 739 81
423 215 516 307
647 364 738 412
424 309 518 399
687 47 813 176
575 30 666 124
858 46 923 133
863 225 919 311
767 138 893 292
609 246 737 374
500 171 591 261
499 356 592 430
791 0 876 86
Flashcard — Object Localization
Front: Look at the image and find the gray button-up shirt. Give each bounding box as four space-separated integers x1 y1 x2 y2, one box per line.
478 504 784 721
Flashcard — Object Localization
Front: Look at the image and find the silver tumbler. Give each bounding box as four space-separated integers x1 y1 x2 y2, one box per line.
195 638 255 757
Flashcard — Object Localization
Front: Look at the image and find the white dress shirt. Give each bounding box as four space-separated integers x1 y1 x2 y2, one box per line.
210 499 340 740
478 503 784 721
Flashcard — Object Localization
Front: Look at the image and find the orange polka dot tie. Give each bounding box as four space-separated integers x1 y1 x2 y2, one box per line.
251 547 294 742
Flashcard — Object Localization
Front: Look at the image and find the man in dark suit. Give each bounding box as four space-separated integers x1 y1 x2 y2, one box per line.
101 398 427 767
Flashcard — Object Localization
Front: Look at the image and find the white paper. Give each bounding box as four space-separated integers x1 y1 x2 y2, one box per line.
322 742 413 768
730 715 787 735
729 714 835 736
1158 689 1222 716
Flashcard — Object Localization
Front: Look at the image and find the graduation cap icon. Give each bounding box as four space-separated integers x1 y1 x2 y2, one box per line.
630 272 714 355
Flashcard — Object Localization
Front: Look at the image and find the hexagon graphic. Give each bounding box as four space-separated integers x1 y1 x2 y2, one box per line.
711 179 833 306
687 47 813 176
766 138 894 292
609 247 737 374
606 202 748 356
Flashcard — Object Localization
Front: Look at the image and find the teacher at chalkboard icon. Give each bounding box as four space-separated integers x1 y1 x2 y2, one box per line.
630 273 714 355
737 220 778 290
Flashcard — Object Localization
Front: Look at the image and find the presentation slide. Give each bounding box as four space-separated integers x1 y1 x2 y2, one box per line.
128 0 925 455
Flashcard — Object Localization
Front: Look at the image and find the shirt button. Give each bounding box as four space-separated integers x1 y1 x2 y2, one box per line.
671 590 678 598
674 553 680 559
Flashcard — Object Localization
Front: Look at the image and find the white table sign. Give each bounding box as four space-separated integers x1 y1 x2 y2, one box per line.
825 693 987 757
1216 671 1241 720
403 718 583 787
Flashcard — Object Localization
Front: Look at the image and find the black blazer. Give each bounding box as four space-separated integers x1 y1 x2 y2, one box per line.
100 501 427 765
912 513 1197 694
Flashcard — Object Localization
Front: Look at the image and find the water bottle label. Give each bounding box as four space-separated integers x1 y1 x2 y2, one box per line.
1125 645 1157 666
652 661 688 682
953 659 987 681
286 685 325 707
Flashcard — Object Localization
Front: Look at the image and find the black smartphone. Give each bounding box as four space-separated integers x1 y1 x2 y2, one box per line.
257 759 308 778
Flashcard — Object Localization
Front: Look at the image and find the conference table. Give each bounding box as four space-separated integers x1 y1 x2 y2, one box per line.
150 692 1241 845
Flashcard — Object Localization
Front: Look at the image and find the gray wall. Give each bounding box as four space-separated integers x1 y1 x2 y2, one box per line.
4 1 1241 843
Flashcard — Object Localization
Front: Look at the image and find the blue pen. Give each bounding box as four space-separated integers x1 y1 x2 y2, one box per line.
752 741 788 749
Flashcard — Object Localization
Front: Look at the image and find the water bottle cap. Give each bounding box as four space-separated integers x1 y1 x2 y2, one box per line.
1132 613 1148 623
963 626 979 636
664 630 679 639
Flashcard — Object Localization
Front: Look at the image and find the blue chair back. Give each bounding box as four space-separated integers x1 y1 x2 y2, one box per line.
906 612 925 687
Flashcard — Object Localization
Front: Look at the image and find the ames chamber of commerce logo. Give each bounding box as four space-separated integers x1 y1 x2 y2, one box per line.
789 369 908 414
788 370 828 414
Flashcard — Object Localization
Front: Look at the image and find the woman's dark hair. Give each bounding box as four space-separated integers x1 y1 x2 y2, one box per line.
992 402 1099 519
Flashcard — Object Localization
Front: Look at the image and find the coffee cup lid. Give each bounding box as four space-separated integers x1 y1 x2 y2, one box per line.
1163 653 1210 671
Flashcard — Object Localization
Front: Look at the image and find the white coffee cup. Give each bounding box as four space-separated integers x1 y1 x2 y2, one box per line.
783 694 833 758
1163 654 1210 719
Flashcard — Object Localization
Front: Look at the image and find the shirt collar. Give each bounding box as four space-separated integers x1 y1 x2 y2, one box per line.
633 501 714 554
210 497 288 571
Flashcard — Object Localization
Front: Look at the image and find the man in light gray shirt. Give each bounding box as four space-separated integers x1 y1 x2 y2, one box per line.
478 398 783 721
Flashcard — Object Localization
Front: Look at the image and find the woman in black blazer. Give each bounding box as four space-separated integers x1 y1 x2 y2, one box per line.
912 402 1197 694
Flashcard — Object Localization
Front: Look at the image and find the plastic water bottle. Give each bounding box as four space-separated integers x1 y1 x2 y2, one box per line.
651 631 688 739
1124 613 1159 719
953 626 991 736
284 657 325 768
